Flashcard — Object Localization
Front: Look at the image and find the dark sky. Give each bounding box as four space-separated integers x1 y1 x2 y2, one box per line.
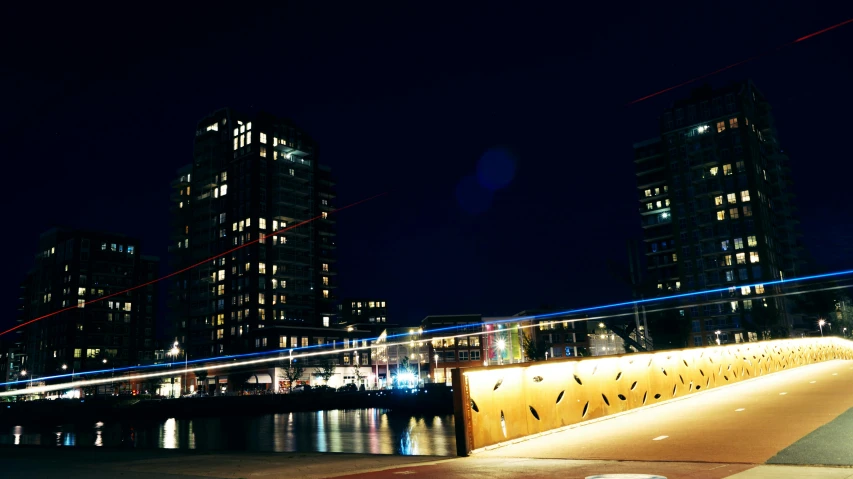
3 2 852 334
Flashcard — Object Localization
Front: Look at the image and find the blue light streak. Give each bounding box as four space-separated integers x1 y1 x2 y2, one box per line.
3 268 851 388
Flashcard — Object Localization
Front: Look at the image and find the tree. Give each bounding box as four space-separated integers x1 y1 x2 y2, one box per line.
392 356 416 388
521 331 545 361
315 359 336 386
228 371 252 393
196 370 208 394
351 366 365 387
284 361 305 391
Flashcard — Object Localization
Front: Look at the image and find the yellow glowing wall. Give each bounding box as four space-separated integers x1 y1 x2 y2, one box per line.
453 337 853 455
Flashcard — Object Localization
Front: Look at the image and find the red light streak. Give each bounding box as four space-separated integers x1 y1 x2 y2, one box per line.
628 17 853 105
0 192 388 338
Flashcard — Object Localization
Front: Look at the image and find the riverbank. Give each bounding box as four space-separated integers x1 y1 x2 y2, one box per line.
0 387 453 426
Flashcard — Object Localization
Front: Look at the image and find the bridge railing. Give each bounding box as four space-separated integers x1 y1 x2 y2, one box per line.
451 337 853 456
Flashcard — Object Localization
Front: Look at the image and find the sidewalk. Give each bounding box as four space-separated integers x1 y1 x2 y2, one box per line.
4 448 853 478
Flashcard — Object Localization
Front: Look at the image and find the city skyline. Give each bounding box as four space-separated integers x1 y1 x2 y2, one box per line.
4 3 853 335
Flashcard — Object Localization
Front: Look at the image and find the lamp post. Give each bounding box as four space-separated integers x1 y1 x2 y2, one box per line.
715 330 722 345
434 353 439 383
169 341 181 398
819 319 826 337
20 370 28 389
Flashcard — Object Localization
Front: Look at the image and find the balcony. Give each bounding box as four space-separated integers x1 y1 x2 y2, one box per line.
641 212 672 228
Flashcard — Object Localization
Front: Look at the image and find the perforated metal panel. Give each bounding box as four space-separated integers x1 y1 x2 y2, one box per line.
457 338 853 454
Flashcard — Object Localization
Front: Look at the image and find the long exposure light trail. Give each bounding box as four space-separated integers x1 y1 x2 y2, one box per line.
2 275 851 393
628 16 853 105
0 192 387 338
3 270 851 386
3 280 850 397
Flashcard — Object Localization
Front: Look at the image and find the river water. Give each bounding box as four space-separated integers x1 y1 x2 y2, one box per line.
0 409 456 456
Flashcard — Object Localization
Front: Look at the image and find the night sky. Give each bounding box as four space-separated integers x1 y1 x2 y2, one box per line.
4 3 853 335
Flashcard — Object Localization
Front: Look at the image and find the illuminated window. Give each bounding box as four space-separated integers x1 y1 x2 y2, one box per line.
709 167 719 176
729 118 739 128
721 240 730 251
723 164 732 176
259 218 266 230
714 196 723 206
260 146 267 157
750 252 760 263
743 205 752 217
77 287 86 296
258 293 265 305
644 189 652 197
322 276 329 285
729 207 739 219
725 193 735 204
672 253 678 262
646 203 653 210
220 184 227 196
260 132 267 144
258 263 266 274
246 131 252 145
748 235 757 247
736 161 745 173
321 212 328 219
323 289 329 299
741 190 751 202
755 284 765 294
734 238 743 249
716 121 726 133
78 299 85 308
741 286 751 295
74 348 82 358
716 210 725 221
736 253 746 264
301 337 309 347
323 316 330 327
322 263 329 272
724 255 732 266
233 137 238 150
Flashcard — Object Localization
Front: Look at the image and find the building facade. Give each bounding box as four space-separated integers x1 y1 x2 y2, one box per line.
168 109 339 359
18 228 158 380
422 314 487 385
337 298 391 336
634 81 803 348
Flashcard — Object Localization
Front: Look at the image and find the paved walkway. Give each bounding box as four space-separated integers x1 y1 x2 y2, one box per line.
3 360 852 478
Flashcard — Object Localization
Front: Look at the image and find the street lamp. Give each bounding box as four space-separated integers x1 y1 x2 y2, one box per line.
714 330 721 345
497 339 506 365
168 341 183 398
819 319 826 337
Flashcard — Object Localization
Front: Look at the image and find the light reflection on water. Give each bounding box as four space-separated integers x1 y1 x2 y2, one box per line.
0 409 456 456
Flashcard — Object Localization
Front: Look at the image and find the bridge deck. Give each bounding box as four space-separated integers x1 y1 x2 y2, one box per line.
473 358 853 465
343 359 853 478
